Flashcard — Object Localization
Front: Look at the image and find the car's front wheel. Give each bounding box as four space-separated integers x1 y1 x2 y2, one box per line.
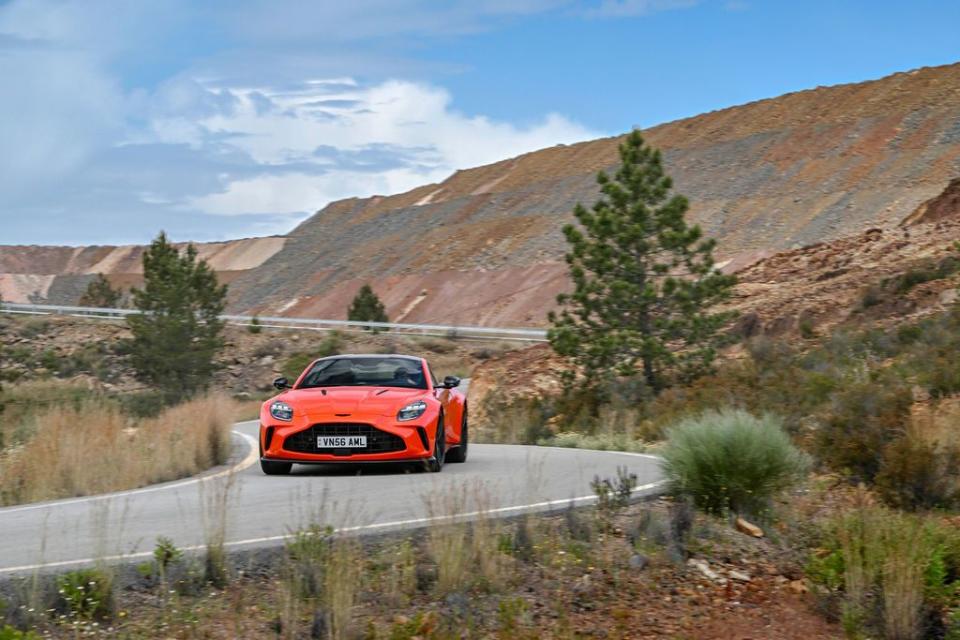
426 414 445 473
260 441 292 475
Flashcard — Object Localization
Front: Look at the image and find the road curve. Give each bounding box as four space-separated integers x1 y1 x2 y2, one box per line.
0 422 664 576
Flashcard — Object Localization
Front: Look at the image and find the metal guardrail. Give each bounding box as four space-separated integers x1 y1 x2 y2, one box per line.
0 302 548 343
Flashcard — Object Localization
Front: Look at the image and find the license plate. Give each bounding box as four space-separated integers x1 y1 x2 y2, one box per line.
318 435 367 448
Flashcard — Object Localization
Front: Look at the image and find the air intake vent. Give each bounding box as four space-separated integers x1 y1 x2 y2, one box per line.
283 423 405 455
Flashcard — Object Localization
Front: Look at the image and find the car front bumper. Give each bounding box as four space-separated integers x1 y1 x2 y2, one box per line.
259 416 435 463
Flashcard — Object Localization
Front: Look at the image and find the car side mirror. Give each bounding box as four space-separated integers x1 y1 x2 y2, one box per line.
273 377 291 390
442 375 461 389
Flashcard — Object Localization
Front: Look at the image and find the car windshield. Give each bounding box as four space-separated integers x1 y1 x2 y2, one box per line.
297 357 427 390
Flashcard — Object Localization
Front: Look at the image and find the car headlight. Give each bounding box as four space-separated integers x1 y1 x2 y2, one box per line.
270 401 294 422
397 400 427 422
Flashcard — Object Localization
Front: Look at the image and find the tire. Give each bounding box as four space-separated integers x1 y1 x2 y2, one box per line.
446 406 468 463
260 441 292 475
426 414 445 473
261 459 292 475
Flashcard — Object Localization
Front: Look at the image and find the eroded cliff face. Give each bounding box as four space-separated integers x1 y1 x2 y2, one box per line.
225 62 960 324
4 62 960 325
0 237 286 305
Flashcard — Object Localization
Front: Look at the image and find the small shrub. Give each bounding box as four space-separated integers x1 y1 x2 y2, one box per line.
660 409 810 516
56 568 114 621
153 536 183 581
285 525 333 601
18 319 50 339
119 390 168 418
875 435 960 511
247 316 262 334
814 377 912 482
859 285 886 309
591 466 636 529
799 317 817 339
0 626 40 640
809 503 960 640
417 338 456 354
252 338 284 359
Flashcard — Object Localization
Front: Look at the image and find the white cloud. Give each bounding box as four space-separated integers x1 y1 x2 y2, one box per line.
0 0 605 243
584 0 699 18
171 78 599 216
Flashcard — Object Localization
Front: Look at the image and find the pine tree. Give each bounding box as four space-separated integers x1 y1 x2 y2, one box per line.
347 284 389 331
127 232 228 403
78 273 123 308
548 130 736 395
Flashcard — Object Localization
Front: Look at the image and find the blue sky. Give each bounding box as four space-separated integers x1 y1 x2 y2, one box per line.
1 0 958 246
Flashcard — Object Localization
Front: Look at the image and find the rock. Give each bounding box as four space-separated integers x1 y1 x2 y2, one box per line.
628 554 650 570
789 580 808 594
735 517 764 538
687 558 727 584
258 355 275 365
729 570 751 582
444 592 469 615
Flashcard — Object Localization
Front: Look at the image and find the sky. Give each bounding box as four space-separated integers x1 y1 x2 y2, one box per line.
1 0 958 246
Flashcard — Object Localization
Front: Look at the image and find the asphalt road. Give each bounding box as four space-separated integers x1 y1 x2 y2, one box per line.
0 421 664 576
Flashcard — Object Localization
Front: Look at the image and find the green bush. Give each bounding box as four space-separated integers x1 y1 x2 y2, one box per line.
875 435 960 511
813 376 912 482
660 409 810 516
0 626 40 640
56 568 114 621
808 505 960 640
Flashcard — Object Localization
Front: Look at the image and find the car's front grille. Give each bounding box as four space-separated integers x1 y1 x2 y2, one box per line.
283 423 406 456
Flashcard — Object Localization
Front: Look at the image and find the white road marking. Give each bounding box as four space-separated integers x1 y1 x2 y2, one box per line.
0 479 666 575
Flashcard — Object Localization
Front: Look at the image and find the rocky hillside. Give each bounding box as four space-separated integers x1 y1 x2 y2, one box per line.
0 237 285 306
4 62 960 326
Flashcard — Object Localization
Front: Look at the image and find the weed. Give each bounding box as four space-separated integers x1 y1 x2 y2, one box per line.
56 568 113 621
563 502 592 542
325 538 361 640
381 539 417 605
497 597 529 637
17 319 50 339
591 466 637 530
0 626 40 640
200 472 237 588
153 536 183 583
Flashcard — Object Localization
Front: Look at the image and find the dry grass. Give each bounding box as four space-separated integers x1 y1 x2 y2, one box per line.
0 394 234 506
879 515 929 640
326 538 362 640
423 482 511 596
380 539 418 606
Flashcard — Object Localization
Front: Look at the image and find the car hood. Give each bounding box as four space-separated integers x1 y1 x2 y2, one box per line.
281 387 429 419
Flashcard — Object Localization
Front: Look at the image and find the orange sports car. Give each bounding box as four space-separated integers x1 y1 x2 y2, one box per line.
258 354 467 475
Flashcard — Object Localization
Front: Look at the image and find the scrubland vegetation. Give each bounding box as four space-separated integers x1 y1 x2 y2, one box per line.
470 304 960 638
0 386 233 505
